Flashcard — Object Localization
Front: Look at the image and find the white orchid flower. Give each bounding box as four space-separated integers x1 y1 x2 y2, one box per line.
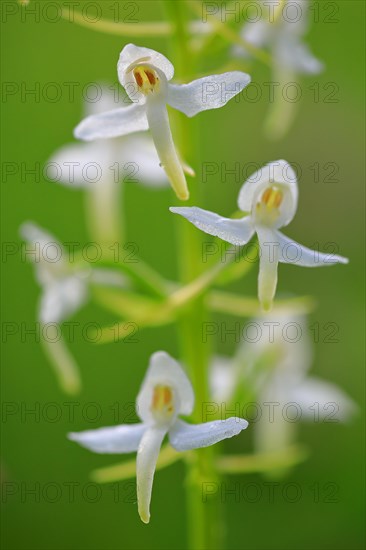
210 312 356 456
171 159 348 310
235 0 323 75
74 44 251 200
234 0 323 138
20 222 89 325
68 351 248 523
48 85 169 190
47 86 169 245
20 222 125 393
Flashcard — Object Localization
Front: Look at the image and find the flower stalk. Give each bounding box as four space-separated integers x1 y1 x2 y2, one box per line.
165 2 225 547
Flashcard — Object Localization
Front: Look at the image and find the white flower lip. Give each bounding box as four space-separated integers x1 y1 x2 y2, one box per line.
170 159 348 311
74 44 251 201
68 351 248 523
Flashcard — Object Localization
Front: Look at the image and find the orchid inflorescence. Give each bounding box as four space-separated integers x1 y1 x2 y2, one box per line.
20 0 353 536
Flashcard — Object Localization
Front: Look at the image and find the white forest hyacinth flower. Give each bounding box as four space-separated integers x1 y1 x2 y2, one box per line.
68 351 248 523
21 221 125 323
20 222 125 393
74 44 251 200
47 86 169 190
210 313 356 457
47 86 169 245
20 222 89 325
233 0 323 139
170 160 348 310
234 0 323 75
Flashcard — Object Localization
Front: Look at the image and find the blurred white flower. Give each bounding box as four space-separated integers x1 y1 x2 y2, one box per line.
234 0 323 139
74 44 251 200
171 160 348 310
69 351 248 523
20 221 125 393
235 0 323 75
47 85 169 190
211 312 356 457
20 222 89 324
47 86 169 245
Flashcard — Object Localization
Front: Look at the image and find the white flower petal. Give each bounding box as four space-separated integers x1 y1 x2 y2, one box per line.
118 43 174 84
275 231 349 266
167 72 251 117
276 34 324 75
238 18 271 55
146 97 188 200
68 423 146 454
169 418 248 451
117 44 174 104
84 84 123 117
74 104 148 141
46 141 111 188
136 351 194 423
290 377 356 422
210 356 237 403
136 426 166 524
257 227 280 311
40 276 88 324
121 134 169 187
238 160 298 227
170 207 254 246
20 221 66 285
20 221 60 251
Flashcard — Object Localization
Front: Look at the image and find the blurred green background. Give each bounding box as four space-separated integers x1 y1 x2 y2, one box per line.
1 1 365 549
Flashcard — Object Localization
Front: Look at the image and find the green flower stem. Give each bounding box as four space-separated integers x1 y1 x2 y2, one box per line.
164 2 224 548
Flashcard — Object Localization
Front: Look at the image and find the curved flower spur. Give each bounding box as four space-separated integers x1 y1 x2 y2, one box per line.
171 160 348 310
68 351 248 523
74 44 251 200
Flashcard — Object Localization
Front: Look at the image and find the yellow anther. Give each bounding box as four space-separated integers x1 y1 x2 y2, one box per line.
133 65 160 95
255 186 283 225
261 186 283 209
151 385 174 421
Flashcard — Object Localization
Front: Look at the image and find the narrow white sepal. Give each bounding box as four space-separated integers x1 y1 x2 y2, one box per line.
39 277 88 324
